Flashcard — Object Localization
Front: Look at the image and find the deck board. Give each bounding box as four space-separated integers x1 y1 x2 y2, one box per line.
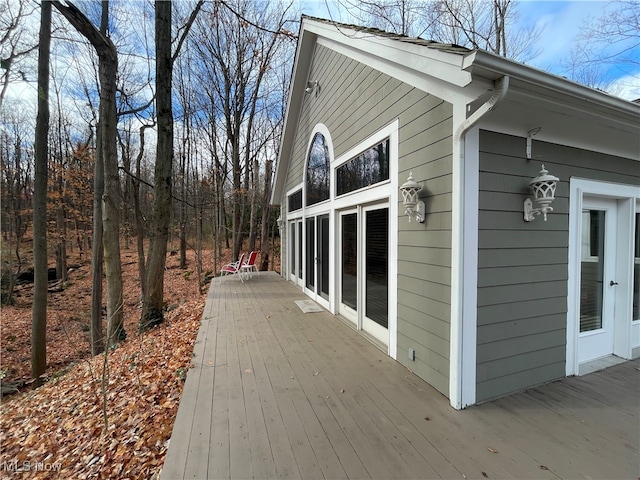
162 272 640 480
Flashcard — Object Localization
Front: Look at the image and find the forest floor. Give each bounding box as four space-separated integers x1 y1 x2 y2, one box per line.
0 242 256 478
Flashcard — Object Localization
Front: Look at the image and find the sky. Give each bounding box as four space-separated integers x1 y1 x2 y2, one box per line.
295 0 640 101
2 0 638 111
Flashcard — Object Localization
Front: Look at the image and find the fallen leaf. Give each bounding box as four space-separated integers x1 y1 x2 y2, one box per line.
481 472 488 478
540 465 549 471
340 389 345 393
487 447 498 454
424 416 430 421
244 368 253 374
313 371 320 376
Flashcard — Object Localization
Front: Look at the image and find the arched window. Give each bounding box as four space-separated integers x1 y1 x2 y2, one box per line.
306 132 331 206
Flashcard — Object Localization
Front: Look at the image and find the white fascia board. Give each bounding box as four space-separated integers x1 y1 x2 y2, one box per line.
316 36 488 106
302 18 491 103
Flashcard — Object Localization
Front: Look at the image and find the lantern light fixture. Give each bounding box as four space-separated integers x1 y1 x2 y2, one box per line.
305 80 320 96
276 216 282 233
399 172 425 223
524 164 559 222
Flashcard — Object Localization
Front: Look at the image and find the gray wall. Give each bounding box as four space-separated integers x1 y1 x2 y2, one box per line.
281 44 454 396
476 130 640 402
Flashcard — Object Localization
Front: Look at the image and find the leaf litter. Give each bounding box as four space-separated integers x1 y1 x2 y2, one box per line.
0 247 215 478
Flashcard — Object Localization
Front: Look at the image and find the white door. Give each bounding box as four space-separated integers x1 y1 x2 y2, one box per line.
361 205 389 344
578 197 618 364
337 205 389 345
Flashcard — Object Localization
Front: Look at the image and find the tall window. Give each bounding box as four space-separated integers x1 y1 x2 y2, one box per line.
306 133 331 206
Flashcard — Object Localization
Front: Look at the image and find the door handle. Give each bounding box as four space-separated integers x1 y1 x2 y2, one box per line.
609 280 619 286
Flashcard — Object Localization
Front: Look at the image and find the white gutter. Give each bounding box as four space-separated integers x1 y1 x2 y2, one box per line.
449 75 509 409
464 51 639 123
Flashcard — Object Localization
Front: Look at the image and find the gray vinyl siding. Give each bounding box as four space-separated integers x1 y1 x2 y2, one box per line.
281 44 453 396
476 130 640 403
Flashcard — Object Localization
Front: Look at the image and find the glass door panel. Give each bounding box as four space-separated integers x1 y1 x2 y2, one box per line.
341 213 358 312
305 218 315 290
365 208 388 329
318 215 330 300
289 221 296 278
580 210 605 332
297 221 303 280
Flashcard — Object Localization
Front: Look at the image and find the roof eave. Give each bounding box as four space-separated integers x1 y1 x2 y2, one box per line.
463 50 640 125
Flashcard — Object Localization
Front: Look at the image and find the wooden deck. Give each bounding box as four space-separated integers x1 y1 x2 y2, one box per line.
161 272 639 480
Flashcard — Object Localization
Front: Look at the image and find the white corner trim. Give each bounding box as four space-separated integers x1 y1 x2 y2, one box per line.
566 184 582 376
449 79 508 410
448 121 480 410
388 120 400 360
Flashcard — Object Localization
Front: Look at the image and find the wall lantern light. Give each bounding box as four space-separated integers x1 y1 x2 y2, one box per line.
305 80 320 96
276 216 282 233
524 164 559 222
399 172 425 223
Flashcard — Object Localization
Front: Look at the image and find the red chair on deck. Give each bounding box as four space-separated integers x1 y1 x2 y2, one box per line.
220 253 245 282
240 251 259 279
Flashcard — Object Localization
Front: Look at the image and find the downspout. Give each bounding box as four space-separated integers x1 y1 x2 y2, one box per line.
454 76 510 143
450 75 509 409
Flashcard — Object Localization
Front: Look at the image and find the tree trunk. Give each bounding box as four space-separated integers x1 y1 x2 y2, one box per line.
91 119 105 355
179 147 187 269
140 0 173 332
31 0 51 386
259 159 273 271
99 37 124 345
90 0 108 356
248 157 259 252
52 0 125 344
134 124 150 295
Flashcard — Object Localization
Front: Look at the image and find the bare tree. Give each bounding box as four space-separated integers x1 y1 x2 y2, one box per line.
0 0 39 109
31 0 51 386
191 0 296 261
0 101 33 305
339 0 541 60
563 0 639 94
140 0 204 331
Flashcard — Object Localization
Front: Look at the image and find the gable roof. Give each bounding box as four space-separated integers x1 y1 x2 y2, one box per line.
272 16 640 205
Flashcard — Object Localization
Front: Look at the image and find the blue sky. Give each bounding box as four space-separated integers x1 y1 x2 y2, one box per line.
296 0 640 101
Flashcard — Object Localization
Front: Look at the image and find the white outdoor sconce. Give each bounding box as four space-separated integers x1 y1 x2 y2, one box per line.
400 172 425 223
276 216 282 233
524 164 559 222
305 80 320 96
